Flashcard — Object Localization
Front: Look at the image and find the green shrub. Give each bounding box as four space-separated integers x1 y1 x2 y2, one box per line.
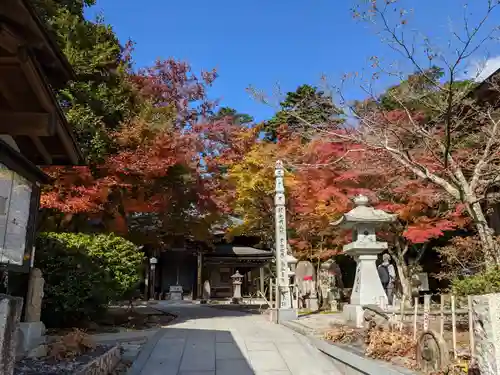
450 267 500 296
35 232 144 327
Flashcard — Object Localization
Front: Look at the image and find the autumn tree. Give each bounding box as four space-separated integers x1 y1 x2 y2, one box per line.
291 0 500 269
34 0 227 236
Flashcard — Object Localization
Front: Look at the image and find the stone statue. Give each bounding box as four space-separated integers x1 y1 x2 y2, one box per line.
202 280 211 301
319 260 341 311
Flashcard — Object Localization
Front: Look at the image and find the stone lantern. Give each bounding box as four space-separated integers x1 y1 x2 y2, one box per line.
149 256 158 300
231 270 243 304
332 195 396 327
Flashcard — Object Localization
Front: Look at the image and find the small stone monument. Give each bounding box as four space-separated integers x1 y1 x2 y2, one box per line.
332 195 396 328
416 330 450 373
169 285 183 301
319 259 340 311
471 293 500 375
17 268 47 357
231 270 243 304
0 294 23 375
202 280 211 302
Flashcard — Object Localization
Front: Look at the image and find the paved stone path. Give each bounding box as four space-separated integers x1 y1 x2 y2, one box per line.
132 301 342 375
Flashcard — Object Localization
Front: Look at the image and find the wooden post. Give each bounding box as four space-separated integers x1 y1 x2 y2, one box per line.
468 295 474 358
423 294 430 332
440 294 445 337
149 266 156 300
197 253 203 300
259 267 265 297
275 280 279 308
269 279 274 308
295 284 299 308
451 295 457 359
413 297 418 340
399 296 405 331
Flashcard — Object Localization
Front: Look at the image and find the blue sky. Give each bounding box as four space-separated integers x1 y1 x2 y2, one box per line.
85 0 500 122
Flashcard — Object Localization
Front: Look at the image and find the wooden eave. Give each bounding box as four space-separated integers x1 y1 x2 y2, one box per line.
0 0 74 87
470 67 500 106
0 52 83 165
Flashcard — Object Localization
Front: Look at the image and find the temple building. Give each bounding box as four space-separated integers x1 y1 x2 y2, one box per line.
133 215 274 301
0 0 82 302
158 235 273 300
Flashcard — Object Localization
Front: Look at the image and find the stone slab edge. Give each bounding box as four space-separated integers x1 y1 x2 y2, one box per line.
75 345 121 375
281 319 317 336
281 321 418 375
91 328 159 344
126 328 167 375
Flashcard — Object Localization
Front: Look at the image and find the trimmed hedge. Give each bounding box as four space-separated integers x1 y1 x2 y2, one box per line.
451 267 500 296
35 232 144 327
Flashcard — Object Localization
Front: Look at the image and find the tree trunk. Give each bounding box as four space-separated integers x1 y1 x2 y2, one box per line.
392 254 412 302
467 201 500 267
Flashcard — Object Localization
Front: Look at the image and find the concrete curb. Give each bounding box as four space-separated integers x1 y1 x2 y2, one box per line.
126 328 167 375
281 321 418 375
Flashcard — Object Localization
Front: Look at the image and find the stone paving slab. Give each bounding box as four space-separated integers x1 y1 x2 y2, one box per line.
128 302 341 375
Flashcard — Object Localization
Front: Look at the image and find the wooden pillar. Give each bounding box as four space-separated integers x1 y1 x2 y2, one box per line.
260 266 265 296
149 267 156 300
197 252 203 300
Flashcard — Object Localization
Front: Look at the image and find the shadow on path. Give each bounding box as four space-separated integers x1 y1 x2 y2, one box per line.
135 301 342 375
130 327 256 375
150 301 263 326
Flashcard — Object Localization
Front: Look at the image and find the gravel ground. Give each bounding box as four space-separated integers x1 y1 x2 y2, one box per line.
14 345 112 375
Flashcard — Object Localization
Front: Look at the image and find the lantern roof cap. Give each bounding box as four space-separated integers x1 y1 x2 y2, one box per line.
331 195 396 228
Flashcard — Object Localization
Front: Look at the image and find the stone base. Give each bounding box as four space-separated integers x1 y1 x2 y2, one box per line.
329 300 340 312
307 297 319 311
25 343 48 359
270 308 298 324
343 304 364 328
16 321 46 357
169 291 183 301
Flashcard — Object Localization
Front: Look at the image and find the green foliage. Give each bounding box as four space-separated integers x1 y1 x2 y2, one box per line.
356 66 477 118
450 267 500 296
35 232 144 327
35 1 140 163
211 107 254 126
264 84 342 141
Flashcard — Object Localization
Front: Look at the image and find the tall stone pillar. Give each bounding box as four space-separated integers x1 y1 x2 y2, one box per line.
272 160 297 323
0 294 23 375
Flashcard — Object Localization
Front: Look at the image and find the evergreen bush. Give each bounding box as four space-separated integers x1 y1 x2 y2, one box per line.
35 232 144 327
